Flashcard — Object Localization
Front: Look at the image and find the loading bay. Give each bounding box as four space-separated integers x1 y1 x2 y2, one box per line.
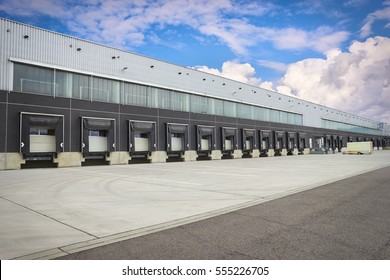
1 151 390 260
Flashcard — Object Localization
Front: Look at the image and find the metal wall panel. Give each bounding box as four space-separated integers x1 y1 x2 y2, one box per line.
1 19 387 134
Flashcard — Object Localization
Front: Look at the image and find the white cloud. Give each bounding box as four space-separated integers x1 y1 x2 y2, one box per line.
193 61 262 86
258 60 288 72
274 36 390 123
360 1 390 37
0 0 349 55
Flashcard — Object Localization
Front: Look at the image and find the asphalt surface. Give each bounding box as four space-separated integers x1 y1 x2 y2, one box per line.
58 166 390 260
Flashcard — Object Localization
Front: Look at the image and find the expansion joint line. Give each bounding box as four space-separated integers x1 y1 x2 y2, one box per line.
0 196 98 239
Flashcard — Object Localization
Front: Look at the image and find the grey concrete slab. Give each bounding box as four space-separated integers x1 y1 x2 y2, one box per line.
0 151 389 259
0 198 93 259
58 166 390 260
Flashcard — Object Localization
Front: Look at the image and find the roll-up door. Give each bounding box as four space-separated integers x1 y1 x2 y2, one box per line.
260 130 272 151
242 129 256 151
332 135 338 150
298 133 307 150
129 120 156 153
82 117 115 154
274 131 286 150
197 125 214 151
338 136 344 150
222 127 237 151
166 123 188 152
325 135 331 149
20 112 64 155
287 132 296 150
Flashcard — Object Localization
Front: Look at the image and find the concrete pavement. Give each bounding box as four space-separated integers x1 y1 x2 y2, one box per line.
0 151 389 259
58 166 390 260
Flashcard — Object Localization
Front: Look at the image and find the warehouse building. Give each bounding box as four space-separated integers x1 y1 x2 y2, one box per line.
1 18 389 170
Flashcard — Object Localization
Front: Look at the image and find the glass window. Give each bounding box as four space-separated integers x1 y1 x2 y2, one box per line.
13 63 54 96
295 114 303 125
237 103 253 119
158 88 172 110
72 72 90 100
171 90 189 112
92 77 120 103
191 95 209 114
56 70 72 98
280 111 288 123
270 110 280 123
212 99 224 116
223 100 236 118
123 83 150 107
30 127 55 135
89 130 107 137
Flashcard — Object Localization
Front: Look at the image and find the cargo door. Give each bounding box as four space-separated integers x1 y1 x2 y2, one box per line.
298 133 307 152
166 123 188 153
82 117 115 155
260 130 272 154
222 127 237 152
242 129 256 152
197 125 214 152
287 132 296 153
129 121 156 155
298 133 306 150
20 112 64 157
325 135 332 151
274 131 285 154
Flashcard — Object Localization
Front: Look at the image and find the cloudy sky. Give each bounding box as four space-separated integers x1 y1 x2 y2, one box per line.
1 0 389 123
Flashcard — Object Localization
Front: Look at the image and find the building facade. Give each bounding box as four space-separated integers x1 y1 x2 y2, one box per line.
1 18 389 170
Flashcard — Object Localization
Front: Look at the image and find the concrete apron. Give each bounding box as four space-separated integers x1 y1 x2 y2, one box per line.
1 151 390 260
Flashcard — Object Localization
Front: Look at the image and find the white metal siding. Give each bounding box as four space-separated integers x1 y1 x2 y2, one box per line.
0 18 386 133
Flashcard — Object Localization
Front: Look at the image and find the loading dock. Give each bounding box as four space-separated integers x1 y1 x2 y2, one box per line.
259 130 273 157
274 131 286 156
221 127 237 158
325 135 332 153
242 128 258 157
81 117 115 160
166 123 188 160
129 120 156 160
196 125 215 159
286 132 297 155
20 112 64 161
298 133 308 155
331 135 339 153
338 136 344 152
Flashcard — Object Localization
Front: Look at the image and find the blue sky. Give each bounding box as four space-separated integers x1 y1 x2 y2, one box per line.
1 0 390 123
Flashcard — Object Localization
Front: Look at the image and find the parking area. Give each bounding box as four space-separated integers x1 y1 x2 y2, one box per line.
1 151 390 259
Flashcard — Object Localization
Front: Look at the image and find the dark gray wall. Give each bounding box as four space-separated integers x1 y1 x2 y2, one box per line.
0 90 386 154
